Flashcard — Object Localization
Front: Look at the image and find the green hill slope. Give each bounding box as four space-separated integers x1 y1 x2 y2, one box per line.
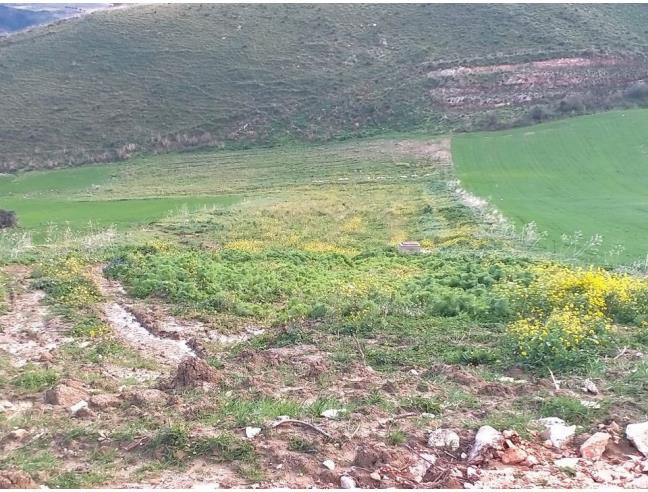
3 4 648 170
453 109 648 265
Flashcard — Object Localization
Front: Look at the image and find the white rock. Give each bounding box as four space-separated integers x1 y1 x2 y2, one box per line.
428 428 460 451
409 453 436 482
537 417 566 428
340 476 356 489
582 379 599 394
466 466 479 480
369 472 381 481
542 420 576 449
0 400 14 412
322 459 335 471
631 475 648 489
580 400 601 409
626 421 648 457
468 426 503 463
68 400 88 416
555 457 579 472
245 427 261 439
321 409 343 419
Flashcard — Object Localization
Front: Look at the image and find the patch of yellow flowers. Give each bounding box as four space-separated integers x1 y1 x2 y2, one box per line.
38 255 101 308
507 264 648 359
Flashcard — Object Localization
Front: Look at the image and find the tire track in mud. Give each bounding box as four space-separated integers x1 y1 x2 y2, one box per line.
91 266 196 364
0 266 71 367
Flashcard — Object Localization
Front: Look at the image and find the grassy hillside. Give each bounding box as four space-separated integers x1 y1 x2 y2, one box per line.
453 109 648 265
3 4 648 170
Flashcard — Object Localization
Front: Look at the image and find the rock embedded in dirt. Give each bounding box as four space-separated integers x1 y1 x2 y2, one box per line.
427 428 460 451
555 457 579 473
501 446 527 464
369 472 381 481
540 419 576 449
168 356 218 389
340 476 356 489
69 400 93 418
89 394 121 410
579 432 610 460
44 381 89 407
409 452 436 482
626 421 648 457
582 378 599 394
468 425 504 464
632 475 648 489
321 408 343 419
245 427 261 439
353 446 389 468
0 470 38 489
322 459 335 471
127 388 168 407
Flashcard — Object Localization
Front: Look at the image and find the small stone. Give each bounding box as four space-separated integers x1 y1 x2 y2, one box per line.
537 417 566 428
592 468 614 484
340 476 356 489
245 427 261 439
127 389 168 407
524 455 539 466
501 446 527 464
410 453 436 482
582 379 599 394
555 457 579 473
369 472 381 481
321 409 343 419
631 475 648 489
322 459 335 471
8 429 29 441
626 421 648 457
543 421 576 449
410 369 419 375
0 400 14 412
468 426 504 464
428 428 460 451
68 400 89 417
466 466 478 480
44 383 89 407
580 432 610 461
38 351 54 363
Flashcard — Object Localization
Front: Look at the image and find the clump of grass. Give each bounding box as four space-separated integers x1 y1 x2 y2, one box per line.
287 436 318 454
539 396 604 426
12 366 59 391
387 429 407 445
400 396 442 414
147 424 255 466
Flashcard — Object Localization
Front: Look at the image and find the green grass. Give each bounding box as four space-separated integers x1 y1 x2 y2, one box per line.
453 109 648 265
4 4 648 170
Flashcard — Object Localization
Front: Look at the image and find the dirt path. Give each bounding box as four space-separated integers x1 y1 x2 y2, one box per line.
0 266 71 367
91 266 196 364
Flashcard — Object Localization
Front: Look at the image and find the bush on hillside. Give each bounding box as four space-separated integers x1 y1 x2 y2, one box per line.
0 209 17 229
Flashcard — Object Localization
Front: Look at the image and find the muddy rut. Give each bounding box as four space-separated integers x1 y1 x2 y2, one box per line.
0 266 70 367
91 266 196 364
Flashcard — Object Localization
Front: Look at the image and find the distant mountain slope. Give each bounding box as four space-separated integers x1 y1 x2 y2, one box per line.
3 3 648 171
0 5 54 33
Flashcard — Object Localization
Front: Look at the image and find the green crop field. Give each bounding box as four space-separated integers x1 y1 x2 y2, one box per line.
453 109 648 264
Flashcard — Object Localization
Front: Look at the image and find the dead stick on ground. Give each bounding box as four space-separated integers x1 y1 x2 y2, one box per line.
273 419 336 442
353 335 367 366
404 444 436 465
614 346 628 360
548 367 560 390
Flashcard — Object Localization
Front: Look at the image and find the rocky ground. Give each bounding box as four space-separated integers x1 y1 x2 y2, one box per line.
1 266 648 488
